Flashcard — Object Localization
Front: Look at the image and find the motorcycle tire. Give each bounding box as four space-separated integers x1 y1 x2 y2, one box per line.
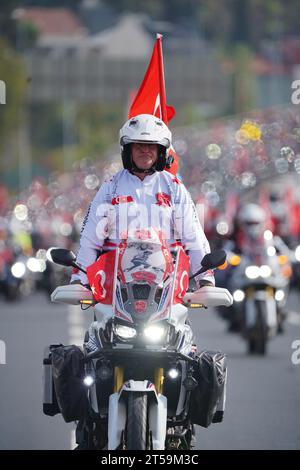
253 301 268 355
126 392 149 450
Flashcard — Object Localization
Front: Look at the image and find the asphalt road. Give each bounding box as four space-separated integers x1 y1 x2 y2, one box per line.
0 289 300 450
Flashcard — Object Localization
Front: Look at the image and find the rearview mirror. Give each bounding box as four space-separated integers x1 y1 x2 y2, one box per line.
189 249 227 280
47 248 77 267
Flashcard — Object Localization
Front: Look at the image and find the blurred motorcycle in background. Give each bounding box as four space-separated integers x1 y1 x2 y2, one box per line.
218 246 292 355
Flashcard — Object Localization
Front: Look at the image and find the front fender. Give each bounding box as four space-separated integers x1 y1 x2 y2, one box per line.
108 380 167 450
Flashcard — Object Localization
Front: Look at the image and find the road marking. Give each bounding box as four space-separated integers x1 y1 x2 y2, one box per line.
0 340 6 365
288 311 300 325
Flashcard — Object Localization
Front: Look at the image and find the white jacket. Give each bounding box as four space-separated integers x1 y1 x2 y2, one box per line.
71 169 215 286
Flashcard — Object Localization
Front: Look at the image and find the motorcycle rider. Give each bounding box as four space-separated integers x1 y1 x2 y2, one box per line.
71 114 215 290
222 202 291 332
228 203 290 259
69 113 215 371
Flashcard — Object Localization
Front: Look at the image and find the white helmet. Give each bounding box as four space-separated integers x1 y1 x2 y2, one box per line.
119 114 172 172
238 203 266 239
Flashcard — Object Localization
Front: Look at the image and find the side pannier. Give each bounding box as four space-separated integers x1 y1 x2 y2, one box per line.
189 350 227 428
51 345 88 423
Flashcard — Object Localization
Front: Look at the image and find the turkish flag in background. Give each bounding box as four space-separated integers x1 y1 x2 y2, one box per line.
128 34 179 175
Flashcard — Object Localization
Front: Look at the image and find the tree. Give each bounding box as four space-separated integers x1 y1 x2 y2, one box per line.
0 39 27 184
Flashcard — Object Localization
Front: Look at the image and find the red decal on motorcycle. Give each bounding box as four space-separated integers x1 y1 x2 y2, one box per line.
173 248 190 304
72 267 79 274
87 250 117 304
116 309 133 323
156 192 171 207
111 195 133 205
134 301 147 313
151 308 169 321
131 271 156 284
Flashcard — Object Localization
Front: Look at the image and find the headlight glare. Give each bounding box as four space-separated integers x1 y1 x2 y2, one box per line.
260 265 272 278
245 266 260 279
233 289 245 302
11 262 26 278
114 324 137 340
144 325 165 342
295 245 300 262
275 289 285 301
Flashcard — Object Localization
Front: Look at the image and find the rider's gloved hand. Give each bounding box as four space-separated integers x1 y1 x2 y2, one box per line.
70 280 91 290
198 280 214 288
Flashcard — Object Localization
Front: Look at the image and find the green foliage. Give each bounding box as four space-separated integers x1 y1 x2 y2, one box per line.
0 0 18 45
75 102 123 160
30 103 64 149
0 38 27 146
233 44 256 114
26 101 123 174
17 20 39 50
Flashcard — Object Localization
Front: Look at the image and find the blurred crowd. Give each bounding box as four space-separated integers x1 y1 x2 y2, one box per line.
1 104 300 304
0 159 121 301
173 105 300 248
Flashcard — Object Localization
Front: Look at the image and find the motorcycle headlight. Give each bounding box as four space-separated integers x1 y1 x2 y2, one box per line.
275 289 285 301
264 230 273 241
233 289 245 302
114 324 137 340
83 375 94 387
267 246 276 257
11 262 26 278
295 245 300 262
27 257 41 273
144 325 165 342
245 266 260 279
260 265 272 278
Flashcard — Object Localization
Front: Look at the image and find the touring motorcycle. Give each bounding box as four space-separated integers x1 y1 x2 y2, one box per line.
223 248 291 354
43 235 232 450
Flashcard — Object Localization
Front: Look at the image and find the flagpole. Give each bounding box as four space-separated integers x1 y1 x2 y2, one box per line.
156 33 168 124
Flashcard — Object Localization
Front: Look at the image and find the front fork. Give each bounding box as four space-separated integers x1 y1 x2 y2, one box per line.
113 365 165 393
108 366 167 450
245 287 277 330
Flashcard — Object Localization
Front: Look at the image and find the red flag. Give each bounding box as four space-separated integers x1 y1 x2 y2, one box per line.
86 251 117 304
129 34 175 122
173 248 190 304
128 34 179 175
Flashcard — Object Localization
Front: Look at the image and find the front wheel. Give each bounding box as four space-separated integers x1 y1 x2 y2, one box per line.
126 392 149 450
247 300 268 355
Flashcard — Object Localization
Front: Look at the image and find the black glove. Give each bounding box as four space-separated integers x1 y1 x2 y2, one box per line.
70 280 91 290
198 280 214 288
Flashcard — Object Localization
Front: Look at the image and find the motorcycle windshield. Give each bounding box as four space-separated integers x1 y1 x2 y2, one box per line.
118 240 174 319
